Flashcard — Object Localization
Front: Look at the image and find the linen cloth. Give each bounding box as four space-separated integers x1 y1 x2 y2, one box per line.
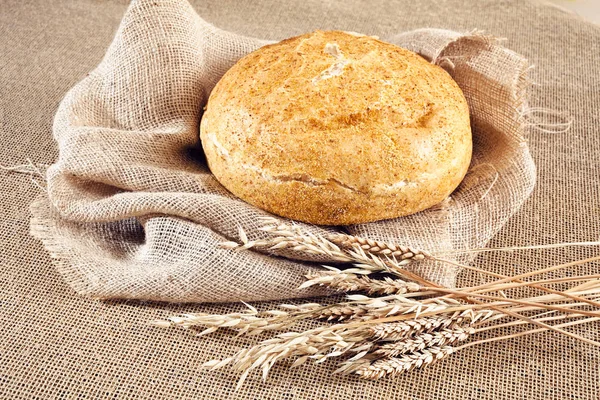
31 0 534 302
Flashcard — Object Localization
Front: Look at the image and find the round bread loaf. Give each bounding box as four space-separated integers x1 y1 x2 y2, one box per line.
200 30 472 225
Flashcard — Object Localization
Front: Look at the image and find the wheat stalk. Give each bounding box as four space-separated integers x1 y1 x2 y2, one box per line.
154 221 600 387
155 280 599 386
202 323 374 389
226 221 600 309
373 327 474 357
221 220 432 279
196 309 482 388
353 346 455 379
152 305 295 336
301 266 422 295
335 327 472 375
368 309 491 339
325 233 429 261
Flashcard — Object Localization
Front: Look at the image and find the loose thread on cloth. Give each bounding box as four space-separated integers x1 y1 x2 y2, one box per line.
1 159 48 193
519 107 574 134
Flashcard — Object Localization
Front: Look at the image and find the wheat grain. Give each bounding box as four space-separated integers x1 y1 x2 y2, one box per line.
202 323 374 386
285 292 460 322
326 233 429 261
373 327 473 357
153 307 295 336
370 310 490 340
313 304 369 321
354 346 455 379
222 222 431 280
160 232 600 386
335 327 473 375
301 267 422 295
190 307 482 383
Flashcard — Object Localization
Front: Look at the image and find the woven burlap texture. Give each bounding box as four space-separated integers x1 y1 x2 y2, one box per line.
3 0 600 399
30 0 535 303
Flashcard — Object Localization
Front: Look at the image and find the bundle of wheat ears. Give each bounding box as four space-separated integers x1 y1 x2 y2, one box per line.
153 217 600 388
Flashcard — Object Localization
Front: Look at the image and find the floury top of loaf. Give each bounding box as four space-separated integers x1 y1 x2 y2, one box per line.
200 30 472 225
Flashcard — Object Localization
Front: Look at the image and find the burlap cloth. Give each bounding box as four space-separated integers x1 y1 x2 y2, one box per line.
1 0 598 398
29 0 535 303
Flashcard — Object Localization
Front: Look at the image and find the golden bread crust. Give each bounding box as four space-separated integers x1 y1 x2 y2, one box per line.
200 30 471 225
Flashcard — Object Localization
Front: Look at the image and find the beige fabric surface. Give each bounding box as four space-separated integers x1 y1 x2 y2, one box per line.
1 0 599 398
30 0 535 303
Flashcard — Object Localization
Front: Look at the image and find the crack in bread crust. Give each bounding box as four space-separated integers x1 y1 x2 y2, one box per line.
269 173 363 193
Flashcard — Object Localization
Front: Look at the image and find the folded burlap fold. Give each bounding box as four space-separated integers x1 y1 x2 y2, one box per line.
30 0 535 303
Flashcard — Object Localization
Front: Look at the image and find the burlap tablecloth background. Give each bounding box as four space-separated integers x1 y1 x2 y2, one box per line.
1 0 598 398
